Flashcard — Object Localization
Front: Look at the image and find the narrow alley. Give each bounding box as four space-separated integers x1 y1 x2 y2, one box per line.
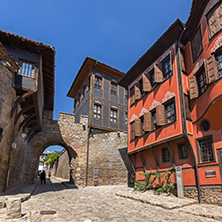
0 177 222 221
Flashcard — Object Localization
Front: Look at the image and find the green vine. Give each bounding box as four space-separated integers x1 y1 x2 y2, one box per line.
43 151 60 164
133 166 175 194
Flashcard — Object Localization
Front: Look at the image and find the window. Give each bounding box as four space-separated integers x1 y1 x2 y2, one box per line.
162 147 170 163
216 53 222 77
196 69 208 95
87 75 91 91
150 69 158 88
111 82 117 95
82 83 86 99
74 99 77 112
139 78 146 97
125 89 128 98
197 136 215 163
94 103 102 119
140 116 145 135
110 108 117 123
125 112 128 125
151 110 157 130
18 60 35 78
162 55 172 79
77 91 81 106
191 28 203 62
178 143 188 160
165 100 175 124
94 76 102 89
207 2 222 39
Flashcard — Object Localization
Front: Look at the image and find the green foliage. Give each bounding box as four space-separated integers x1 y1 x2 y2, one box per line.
133 166 175 194
44 151 60 164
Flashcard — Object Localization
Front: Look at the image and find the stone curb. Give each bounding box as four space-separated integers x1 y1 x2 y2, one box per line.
0 179 40 209
115 192 198 210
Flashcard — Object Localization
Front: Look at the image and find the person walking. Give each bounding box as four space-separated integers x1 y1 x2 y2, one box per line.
40 170 46 184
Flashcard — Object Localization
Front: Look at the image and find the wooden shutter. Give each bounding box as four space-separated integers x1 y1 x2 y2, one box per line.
144 112 153 132
130 87 135 106
134 82 141 101
216 3 222 30
142 73 152 92
188 76 199 99
130 122 135 141
208 10 217 38
134 118 142 137
204 56 217 84
154 63 164 83
180 50 186 72
156 105 167 126
184 94 191 120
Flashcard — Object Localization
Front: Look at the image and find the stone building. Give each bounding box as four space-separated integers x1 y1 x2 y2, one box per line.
0 30 132 191
119 0 222 205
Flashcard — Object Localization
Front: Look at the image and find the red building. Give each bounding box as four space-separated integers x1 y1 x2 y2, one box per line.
119 0 222 204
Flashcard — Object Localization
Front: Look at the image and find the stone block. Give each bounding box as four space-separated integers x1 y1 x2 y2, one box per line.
28 211 41 222
6 198 21 219
0 198 6 208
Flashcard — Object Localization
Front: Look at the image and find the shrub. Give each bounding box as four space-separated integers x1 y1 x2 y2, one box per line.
43 151 60 164
133 166 175 194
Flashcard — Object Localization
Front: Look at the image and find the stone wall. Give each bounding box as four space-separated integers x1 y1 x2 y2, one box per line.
45 150 70 180
0 66 16 192
88 129 132 186
183 187 222 206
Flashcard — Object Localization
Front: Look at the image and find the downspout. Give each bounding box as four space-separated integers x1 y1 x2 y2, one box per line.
177 26 201 204
85 61 98 186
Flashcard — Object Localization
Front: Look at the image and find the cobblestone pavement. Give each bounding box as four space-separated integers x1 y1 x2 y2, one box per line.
0 177 221 221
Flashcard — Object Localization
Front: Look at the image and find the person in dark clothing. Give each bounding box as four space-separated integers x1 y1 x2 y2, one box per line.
40 170 46 184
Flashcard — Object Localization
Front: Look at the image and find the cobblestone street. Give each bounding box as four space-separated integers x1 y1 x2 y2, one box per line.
0 177 222 222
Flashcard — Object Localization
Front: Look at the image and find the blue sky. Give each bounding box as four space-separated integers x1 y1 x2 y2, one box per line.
1 1 192 152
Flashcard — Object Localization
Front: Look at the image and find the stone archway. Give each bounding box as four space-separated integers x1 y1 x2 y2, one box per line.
22 110 88 186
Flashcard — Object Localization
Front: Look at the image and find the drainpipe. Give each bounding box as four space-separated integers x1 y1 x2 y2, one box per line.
85 60 98 186
177 26 201 204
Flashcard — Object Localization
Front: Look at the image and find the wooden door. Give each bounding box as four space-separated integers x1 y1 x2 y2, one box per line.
217 149 222 183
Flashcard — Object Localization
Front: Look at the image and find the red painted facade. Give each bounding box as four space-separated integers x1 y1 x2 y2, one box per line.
119 0 222 191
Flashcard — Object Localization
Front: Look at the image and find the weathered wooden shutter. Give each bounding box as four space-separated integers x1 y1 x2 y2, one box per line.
130 122 135 141
216 3 222 30
142 73 152 92
180 50 186 72
134 118 142 137
144 112 153 132
154 63 164 83
134 82 142 101
184 94 191 120
130 87 135 106
156 105 167 126
204 56 217 84
208 10 218 38
188 76 199 99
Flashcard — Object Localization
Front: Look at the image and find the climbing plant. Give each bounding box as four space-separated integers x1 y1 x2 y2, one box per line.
133 166 175 194
43 151 61 164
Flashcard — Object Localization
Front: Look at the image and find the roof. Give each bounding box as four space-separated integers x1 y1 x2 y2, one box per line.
0 42 18 72
118 19 184 88
0 29 55 110
67 57 125 98
181 0 209 45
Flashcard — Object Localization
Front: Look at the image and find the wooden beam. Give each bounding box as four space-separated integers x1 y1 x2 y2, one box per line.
26 126 38 143
138 151 146 172
128 154 136 174
14 104 35 125
23 119 37 130
151 147 160 168
165 142 175 165
18 113 36 131
11 91 34 117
